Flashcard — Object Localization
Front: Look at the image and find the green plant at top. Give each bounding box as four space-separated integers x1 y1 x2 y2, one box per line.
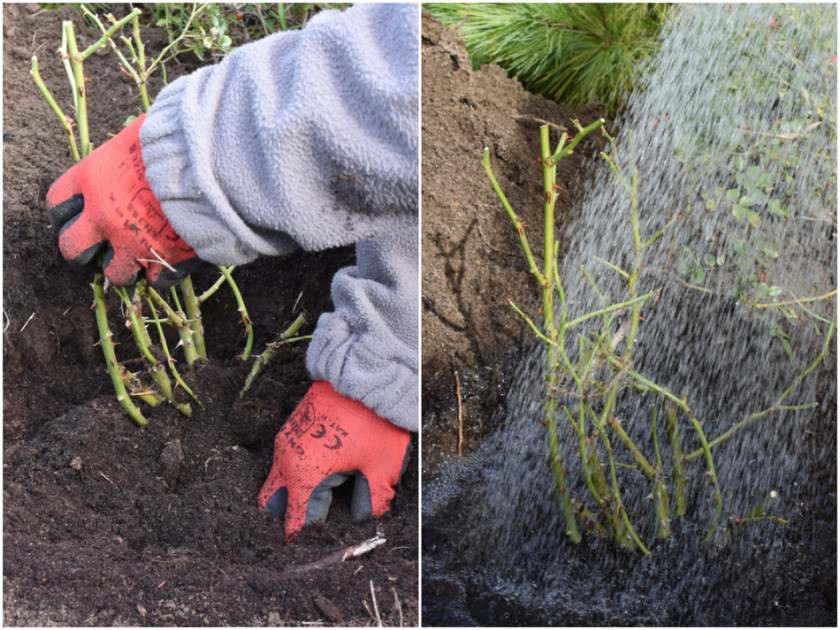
150 3 348 62
29 7 307 424
425 3 669 114
482 121 833 553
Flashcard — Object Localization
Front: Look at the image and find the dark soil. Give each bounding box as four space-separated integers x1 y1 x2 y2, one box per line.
3 4 417 626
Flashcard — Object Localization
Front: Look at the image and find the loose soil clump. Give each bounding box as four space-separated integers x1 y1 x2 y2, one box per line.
3 5 417 626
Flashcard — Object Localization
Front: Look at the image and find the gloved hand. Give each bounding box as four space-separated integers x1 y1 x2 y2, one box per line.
258 381 411 541
46 114 200 287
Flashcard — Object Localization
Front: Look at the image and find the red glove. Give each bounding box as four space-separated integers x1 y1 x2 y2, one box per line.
258 381 412 541
46 114 200 287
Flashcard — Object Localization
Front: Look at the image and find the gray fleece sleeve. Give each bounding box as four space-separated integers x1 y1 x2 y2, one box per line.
140 4 419 431
140 3 418 263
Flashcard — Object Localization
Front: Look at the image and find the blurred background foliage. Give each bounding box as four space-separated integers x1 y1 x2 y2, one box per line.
425 3 670 114
41 3 349 61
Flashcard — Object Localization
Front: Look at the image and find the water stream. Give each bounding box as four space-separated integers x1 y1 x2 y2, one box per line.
423 4 836 625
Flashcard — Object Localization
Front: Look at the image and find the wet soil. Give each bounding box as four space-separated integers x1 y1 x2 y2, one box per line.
3 4 417 626
420 10 836 627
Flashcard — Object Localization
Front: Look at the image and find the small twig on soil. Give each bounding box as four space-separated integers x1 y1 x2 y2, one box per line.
282 532 386 576
137 247 177 273
392 587 404 627
455 372 463 457
19 311 37 332
369 580 383 628
511 113 567 131
99 471 121 491
743 120 823 139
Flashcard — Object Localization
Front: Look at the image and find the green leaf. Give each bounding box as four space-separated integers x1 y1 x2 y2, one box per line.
768 199 789 217
760 245 780 258
691 268 705 283
703 253 717 267
782 307 799 322
780 337 793 360
726 188 740 202
733 204 746 221
747 210 761 227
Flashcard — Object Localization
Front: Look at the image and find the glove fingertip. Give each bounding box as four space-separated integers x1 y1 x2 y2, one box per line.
261 486 289 518
102 247 141 286
397 442 412 485
306 472 352 525
47 194 85 230
57 216 106 266
350 474 375 522
284 509 307 543
45 169 82 207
